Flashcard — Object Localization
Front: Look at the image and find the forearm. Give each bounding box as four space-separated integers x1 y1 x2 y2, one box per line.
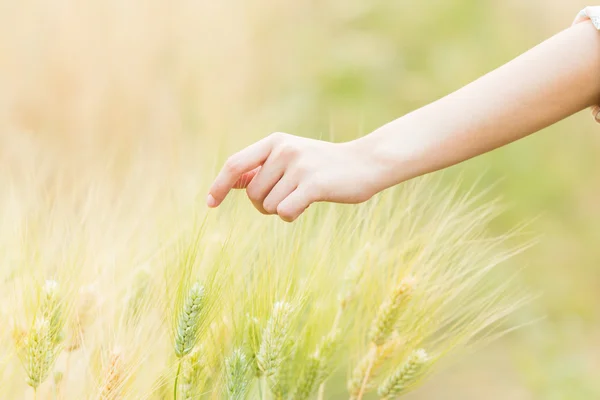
358 21 600 189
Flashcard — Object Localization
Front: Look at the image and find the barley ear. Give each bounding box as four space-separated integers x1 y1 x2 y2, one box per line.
23 318 53 388
348 334 402 398
256 301 293 399
292 330 340 400
225 348 251 400
21 280 65 389
41 280 65 345
368 277 415 346
174 282 205 358
377 349 429 399
99 347 125 400
180 346 206 400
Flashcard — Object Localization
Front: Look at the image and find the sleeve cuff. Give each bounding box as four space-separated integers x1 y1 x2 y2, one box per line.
574 6 600 29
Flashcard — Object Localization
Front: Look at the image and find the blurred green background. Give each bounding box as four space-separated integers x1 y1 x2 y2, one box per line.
1 0 598 398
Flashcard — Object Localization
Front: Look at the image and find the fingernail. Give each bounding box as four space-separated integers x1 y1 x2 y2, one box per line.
206 194 217 208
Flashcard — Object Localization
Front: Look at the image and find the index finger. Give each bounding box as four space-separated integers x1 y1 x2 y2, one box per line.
207 134 277 207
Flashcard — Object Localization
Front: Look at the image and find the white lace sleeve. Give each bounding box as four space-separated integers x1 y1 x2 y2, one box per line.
573 7 600 122
574 6 600 29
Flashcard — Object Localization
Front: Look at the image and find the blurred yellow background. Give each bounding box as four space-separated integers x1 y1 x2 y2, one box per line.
0 0 598 398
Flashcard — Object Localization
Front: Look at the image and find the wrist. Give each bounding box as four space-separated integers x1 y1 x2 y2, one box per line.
348 114 429 190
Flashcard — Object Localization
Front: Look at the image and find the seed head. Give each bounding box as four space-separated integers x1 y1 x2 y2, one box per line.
174 282 205 358
256 302 293 398
348 334 403 397
377 349 429 399
368 277 415 346
225 348 250 400
99 347 125 400
180 346 206 400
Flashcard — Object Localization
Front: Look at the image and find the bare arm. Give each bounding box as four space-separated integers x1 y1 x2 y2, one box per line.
362 20 600 189
207 21 600 222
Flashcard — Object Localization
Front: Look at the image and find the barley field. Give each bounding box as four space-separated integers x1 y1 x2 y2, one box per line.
0 0 598 399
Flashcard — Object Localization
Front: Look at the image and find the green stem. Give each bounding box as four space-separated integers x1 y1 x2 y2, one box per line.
317 384 325 400
174 360 182 400
258 377 264 400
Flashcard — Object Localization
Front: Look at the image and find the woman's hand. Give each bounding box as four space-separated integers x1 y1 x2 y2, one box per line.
207 132 387 222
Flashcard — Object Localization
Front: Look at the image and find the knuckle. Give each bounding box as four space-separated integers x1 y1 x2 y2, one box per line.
246 186 261 202
274 143 298 160
254 203 269 215
280 216 294 223
277 208 295 222
292 161 310 176
269 131 287 142
263 200 277 215
224 156 242 174
305 180 322 199
245 181 260 200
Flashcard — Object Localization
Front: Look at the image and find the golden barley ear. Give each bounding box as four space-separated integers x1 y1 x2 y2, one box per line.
99 347 126 400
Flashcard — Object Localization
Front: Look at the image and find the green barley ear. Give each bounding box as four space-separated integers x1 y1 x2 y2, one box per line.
225 348 251 400
256 301 293 398
180 346 206 400
23 318 53 388
174 282 205 358
41 280 65 345
20 280 65 389
377 349 429 399
368 277 415 346
292 330 340 400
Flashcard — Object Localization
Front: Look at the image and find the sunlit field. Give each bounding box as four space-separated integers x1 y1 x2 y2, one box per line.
0 0 598 399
